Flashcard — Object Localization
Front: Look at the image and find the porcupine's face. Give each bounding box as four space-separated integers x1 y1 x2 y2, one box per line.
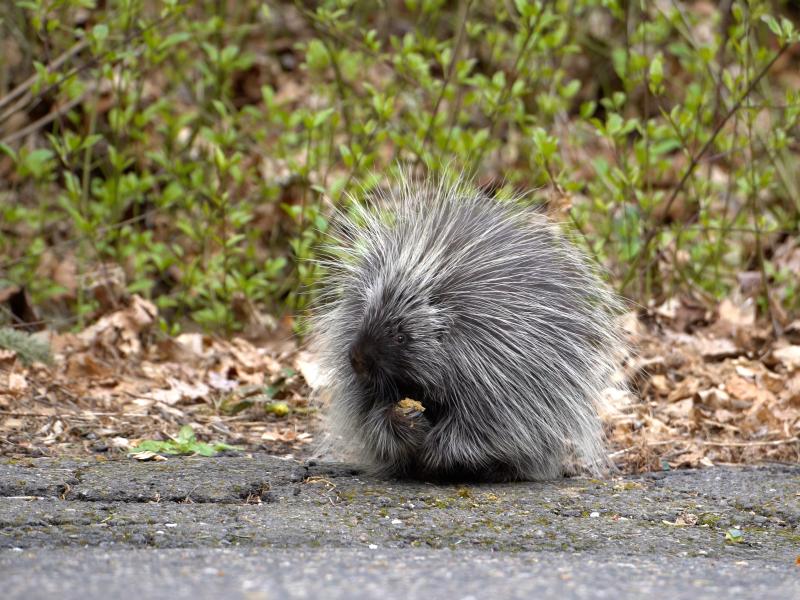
346 282 445 408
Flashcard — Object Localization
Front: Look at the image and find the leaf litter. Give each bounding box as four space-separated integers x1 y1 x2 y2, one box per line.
0 292 798 472
0 294 317 460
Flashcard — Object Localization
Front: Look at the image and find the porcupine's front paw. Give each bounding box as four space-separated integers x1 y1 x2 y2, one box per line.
365 400 430 477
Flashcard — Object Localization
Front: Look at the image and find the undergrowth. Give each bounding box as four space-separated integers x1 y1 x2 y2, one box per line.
0 0 798 332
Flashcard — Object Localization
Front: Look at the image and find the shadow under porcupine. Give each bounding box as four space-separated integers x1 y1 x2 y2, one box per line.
311 176 627 482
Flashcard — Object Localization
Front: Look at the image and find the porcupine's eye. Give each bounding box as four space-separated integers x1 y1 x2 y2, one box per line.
394 333 406 345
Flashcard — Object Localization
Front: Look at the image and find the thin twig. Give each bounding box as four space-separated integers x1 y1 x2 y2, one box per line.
0 40 89 115
0 410 152 418
0 92 87 145
702 437 799 448
0 6 188 144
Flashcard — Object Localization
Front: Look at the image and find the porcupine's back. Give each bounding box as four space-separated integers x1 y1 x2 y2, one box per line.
312 178 625 480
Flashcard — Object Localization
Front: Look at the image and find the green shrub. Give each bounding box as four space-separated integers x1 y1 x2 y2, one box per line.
0 0 798 332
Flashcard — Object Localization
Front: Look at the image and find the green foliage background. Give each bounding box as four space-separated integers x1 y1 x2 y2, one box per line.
1 0 799 333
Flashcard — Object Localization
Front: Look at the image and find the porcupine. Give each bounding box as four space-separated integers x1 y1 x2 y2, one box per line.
311 176 626 482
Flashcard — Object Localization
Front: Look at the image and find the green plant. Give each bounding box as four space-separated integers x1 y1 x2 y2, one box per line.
130 425 240 457
1 0 798 332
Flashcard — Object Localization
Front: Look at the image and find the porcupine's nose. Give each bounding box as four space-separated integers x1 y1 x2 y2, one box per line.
349 339 374 378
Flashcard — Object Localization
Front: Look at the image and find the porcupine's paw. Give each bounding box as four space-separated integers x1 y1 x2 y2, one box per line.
393 397 427 423
364 401 430 478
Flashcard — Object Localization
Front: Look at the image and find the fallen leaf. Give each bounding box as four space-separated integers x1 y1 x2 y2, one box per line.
78 294 157 357
296 351 324 388
129 450 168 461
773 345 800 372
718 298 755 328
7 372 28 394
695 336 739 360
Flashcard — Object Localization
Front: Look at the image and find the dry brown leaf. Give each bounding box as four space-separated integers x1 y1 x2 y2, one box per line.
650 374 671 395
696 387 731 409
66 352 115 379
782 374 800 406
667 377 701 402
6 371 28 395
143 377 210 406
725 376 768 404
78 294 157 356
713 408 737 424
81 263 126 310
773 345 800 372
661 397 694 421
0 349 17 365
129 451 168 461
2 417 25 430
718 298 756 328
694 336 740 360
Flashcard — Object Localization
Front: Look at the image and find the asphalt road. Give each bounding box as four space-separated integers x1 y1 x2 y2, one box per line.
1 455 798 599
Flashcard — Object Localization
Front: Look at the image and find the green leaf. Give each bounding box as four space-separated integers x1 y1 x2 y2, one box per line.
649 53 664 90
131 426 240 457
131 440 170 453
606 113 623 136
305 39 330 71
761 15 781 37
20 148 55 177
311 108 336 128
192 443 217 457
175 425 195 444
92 24 109 44
650 139 681 156
0 143 16 160
561 79 581 99
158 32 191 51
579 101 596 119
